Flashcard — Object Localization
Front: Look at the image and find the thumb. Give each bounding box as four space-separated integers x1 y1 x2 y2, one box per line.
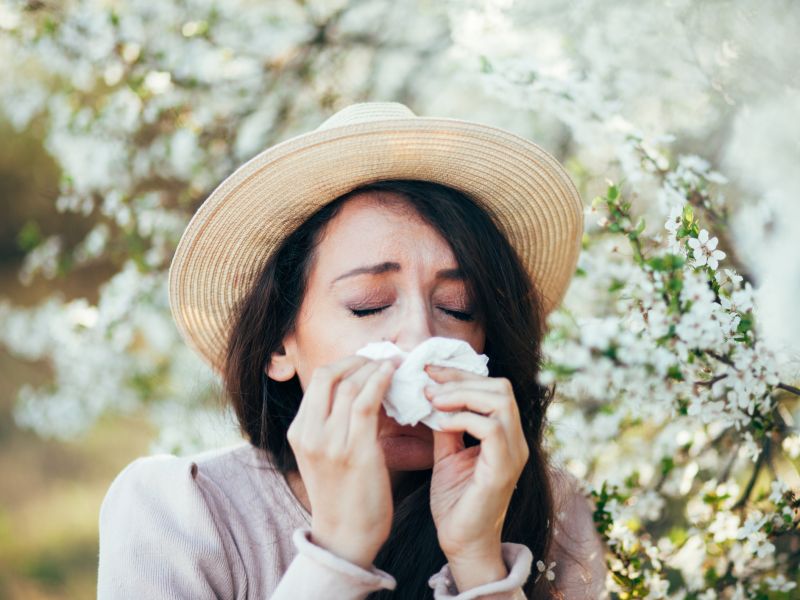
432 424 465 464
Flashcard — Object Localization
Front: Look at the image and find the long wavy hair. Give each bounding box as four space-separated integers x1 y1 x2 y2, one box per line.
222 179 566 598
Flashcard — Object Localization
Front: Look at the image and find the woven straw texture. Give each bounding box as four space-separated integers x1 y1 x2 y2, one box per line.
168 102 584 375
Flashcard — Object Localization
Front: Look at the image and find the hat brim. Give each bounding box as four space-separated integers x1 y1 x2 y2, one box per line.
168 117 584 375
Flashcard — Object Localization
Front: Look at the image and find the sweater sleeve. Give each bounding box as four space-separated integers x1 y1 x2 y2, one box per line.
97 454 245 600
427 542 532 600
269 526 397 599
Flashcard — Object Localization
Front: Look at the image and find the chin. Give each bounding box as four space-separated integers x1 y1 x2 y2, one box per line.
379 433 434 471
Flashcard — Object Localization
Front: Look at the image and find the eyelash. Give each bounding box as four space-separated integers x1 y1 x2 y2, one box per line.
349 306 475 322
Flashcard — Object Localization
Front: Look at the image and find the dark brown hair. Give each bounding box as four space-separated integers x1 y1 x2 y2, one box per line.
222 179 564 598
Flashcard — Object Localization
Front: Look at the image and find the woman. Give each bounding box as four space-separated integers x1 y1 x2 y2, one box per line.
97 102 607 599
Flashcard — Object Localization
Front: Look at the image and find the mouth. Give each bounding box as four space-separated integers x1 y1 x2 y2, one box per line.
380 424 432 440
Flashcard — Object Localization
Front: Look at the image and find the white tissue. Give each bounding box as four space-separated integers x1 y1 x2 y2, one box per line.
355 336 489 431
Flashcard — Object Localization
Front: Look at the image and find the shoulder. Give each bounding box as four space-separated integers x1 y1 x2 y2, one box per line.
97 449 250 597
99 442 253 526
545 465 609 599
100 453 213 533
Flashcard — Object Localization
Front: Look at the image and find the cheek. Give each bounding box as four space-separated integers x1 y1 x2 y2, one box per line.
292 313 377 390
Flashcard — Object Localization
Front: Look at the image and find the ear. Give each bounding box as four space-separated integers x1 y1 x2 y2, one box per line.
266 336 298 382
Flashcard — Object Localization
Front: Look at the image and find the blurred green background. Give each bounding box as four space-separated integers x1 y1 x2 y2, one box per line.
0 120 154 599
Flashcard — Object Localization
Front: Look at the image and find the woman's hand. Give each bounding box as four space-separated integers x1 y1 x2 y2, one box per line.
286 355 397 569
424 364 530 563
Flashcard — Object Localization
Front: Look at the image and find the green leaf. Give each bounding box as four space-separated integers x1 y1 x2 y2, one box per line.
667 526 688 545
16 220 43 252
667 365 684 381
601 345 618 360
737 313 753 334
609 279 625 293
667 276 683 294
647 255 684 272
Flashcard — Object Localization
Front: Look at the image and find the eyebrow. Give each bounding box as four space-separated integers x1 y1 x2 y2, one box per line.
329 262 464 288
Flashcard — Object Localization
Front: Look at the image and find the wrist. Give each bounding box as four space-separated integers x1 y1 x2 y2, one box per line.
445 545 508 594
309 527 376 570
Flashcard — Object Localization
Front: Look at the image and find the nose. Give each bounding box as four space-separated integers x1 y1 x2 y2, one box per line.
390 296 435 352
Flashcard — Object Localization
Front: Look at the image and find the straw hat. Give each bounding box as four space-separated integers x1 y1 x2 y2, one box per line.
168 101 584 375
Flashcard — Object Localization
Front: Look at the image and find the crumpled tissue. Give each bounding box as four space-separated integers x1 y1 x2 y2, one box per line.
355 336 489 431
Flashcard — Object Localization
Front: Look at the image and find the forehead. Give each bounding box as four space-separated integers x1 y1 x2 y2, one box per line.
313 192 457 267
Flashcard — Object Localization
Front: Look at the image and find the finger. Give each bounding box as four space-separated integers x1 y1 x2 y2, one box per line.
428 378 513 396
432 427 465 464
432 391 528 467
429 389 504 417
299 356 371 441
424 364 486 383
429 387 515 424
302 355 371 421
326 360 382 450
348 360 396 443
426 378 520 421
437 412 512 478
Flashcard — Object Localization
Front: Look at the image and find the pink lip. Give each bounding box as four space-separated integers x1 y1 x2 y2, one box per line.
381 426 431 440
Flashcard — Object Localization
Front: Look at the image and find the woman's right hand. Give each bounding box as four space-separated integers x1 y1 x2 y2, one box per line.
286 355 397 569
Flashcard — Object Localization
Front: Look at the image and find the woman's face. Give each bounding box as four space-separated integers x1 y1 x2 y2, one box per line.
269 191 486 471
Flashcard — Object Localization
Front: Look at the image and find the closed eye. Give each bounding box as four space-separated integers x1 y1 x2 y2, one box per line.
349 306 474 322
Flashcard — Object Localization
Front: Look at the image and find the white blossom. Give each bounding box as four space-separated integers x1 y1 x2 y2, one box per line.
535 559 556 582
688 229 727 270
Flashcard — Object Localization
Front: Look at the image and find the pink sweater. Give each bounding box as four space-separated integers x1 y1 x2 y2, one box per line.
97 441 606 599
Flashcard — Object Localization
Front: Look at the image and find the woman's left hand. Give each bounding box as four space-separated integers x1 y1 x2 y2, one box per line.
424 364 530 562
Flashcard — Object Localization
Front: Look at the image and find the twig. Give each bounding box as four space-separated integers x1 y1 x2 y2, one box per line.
732 437 770 510
777 382 800 397
719 443 740 483
706 350 734 367
694 374 727 388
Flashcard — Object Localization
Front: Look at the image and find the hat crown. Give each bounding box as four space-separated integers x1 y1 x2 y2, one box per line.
317 101 416 130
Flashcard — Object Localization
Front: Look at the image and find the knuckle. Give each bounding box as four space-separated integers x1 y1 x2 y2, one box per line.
337 379 359 398
311 366 332 384
497 377 514 395
323 445 348 463
303 441 325 459
286 427 298 445
286 422 302 444
351 398 373 417
520 445 531 462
